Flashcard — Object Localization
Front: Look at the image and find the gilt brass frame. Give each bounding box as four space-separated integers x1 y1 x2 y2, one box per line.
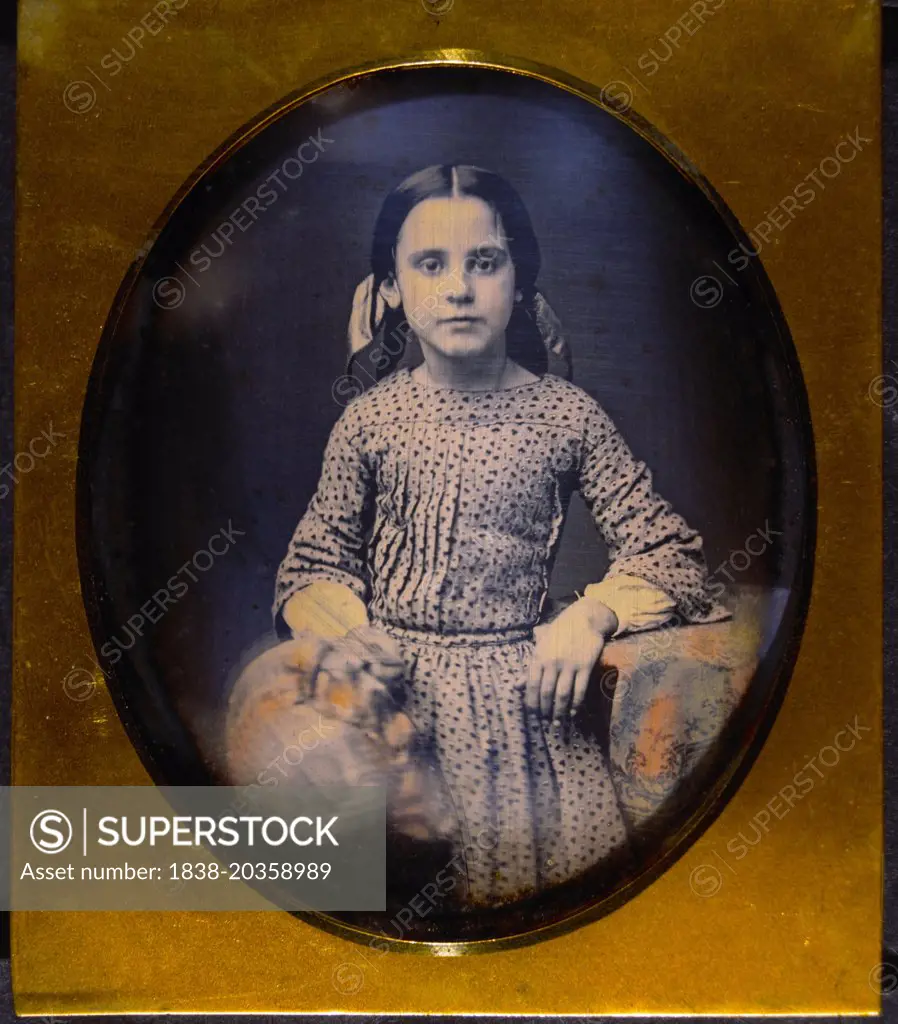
13 0 881 1014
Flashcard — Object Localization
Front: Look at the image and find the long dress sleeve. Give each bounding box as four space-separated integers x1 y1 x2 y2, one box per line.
576 398 730 630
273 403 374 635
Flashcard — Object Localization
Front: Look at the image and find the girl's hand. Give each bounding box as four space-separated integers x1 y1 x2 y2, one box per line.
526 598 619 720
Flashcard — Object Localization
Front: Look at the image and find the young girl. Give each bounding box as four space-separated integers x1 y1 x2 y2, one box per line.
272 164 729 908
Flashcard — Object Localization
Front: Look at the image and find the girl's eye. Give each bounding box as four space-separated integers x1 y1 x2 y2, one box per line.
418 258 443 274
464 255 498 274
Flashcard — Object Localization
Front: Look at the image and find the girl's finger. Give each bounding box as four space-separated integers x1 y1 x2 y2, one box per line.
539 665 558 719
570 667 592 716
525 658 543 710
552 666 576 720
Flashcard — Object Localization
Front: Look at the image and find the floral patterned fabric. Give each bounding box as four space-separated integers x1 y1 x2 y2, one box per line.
602 587 767 828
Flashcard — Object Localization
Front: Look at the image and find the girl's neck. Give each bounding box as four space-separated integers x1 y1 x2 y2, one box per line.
413 349 538 392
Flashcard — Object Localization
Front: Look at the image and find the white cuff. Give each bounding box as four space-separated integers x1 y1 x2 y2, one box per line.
282 580 369 638
583 573 678 638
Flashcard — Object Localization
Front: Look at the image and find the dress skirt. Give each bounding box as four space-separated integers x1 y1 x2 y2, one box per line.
375 619 632 907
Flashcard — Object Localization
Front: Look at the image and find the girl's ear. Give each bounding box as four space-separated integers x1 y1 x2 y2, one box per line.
380 274 402 311
514 288 523 303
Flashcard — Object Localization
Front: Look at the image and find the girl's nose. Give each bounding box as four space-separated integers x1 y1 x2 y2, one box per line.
443 267 475 304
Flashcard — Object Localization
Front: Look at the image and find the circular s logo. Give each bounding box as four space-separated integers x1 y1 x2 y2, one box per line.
153 276 187 310
689 863 723 898
690 275 724 309
30 809 73 854
332 961 365 995
600 80 634 114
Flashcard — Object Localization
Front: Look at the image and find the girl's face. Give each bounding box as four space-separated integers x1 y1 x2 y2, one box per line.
381 196 518 364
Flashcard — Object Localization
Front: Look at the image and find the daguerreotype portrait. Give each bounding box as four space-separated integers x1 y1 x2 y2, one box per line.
78 64 812 944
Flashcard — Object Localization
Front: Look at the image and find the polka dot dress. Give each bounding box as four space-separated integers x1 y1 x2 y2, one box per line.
274 368 726 906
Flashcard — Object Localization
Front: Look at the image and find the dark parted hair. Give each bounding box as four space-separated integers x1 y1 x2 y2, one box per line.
350 164 550 383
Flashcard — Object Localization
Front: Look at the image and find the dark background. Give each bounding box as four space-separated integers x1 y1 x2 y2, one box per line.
80 66 806 779
0 7 894 1024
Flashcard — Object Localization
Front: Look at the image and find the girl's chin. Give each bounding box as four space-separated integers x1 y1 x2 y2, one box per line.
422 329 502 359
